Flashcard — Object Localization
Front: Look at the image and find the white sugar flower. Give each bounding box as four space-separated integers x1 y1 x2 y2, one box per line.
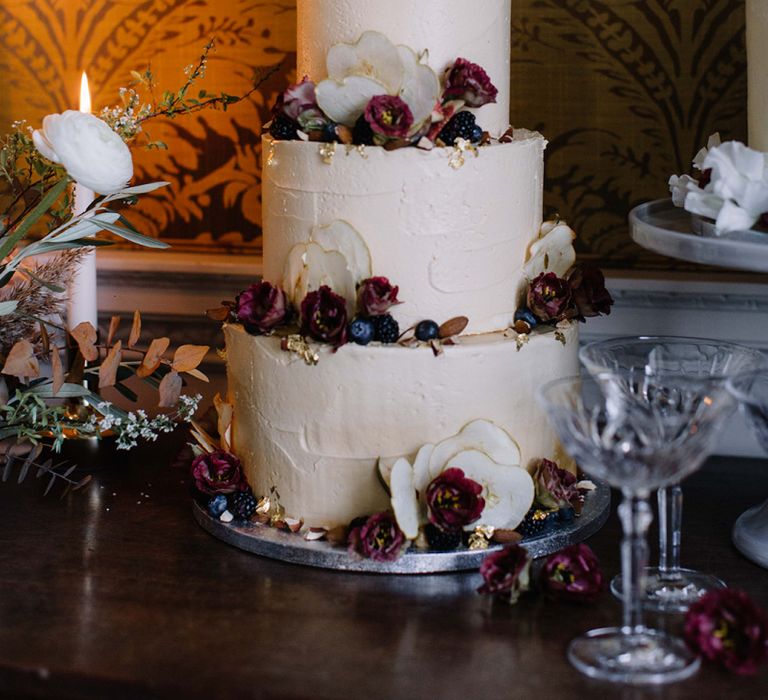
315 31 439 133
32 110 133 194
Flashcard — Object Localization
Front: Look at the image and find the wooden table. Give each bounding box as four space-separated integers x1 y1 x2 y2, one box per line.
1 434 767 699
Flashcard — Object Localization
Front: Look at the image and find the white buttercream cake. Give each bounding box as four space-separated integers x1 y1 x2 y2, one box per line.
224 0 583 530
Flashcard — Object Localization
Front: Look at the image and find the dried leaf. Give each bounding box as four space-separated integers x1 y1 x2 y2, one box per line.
185 368 209 383
128 310 141 348
72 474 92 492
99 340 122 389
17 444 42 484
107 315 121 347
51 345 64 395
1 340 40 378
438 316 469 339
136 337 169 378
214 393 234 452
336 125 353 145
70 322 98 362
206 306 230 322
171 344 209 372
39 321 50 354
67 352 85 384
158 370 182 408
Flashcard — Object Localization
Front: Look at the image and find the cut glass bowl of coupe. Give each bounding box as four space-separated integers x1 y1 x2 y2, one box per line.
579 336 764 612
538 373 733 684
726 369 768 568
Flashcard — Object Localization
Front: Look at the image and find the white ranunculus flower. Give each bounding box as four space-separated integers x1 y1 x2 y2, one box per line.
316 31 439 132
701 141 768 232
32 110 133 194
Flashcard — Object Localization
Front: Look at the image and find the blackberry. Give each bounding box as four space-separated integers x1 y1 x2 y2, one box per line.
514 306 538 330
269 116 298 141
348 316 376 346
322 122 340 143
517 508 556 539
229 488 258 520
415 319 439 342
353 115 375 146
373 314 400 343
438 111 477 146
557 506 576 523
424 524 462 551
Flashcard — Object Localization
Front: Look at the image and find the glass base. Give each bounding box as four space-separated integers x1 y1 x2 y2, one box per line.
610 567 726 613
567 627 701 684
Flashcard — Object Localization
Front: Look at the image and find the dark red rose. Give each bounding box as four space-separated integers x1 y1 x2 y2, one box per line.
191 450 244 495
684 588 768 675
357 276 401 316
272 77 325 130
534 459 580 510
443 58 498 108
477 544 531 602
364 95 414 139
567 265 613 320
541 544 604 603
527 272 574 323
426 467 485 532
300 285 348 346
235 281 289 334
347 511 407 562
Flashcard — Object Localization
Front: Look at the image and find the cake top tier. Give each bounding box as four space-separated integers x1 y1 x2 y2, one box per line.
297 0 512 136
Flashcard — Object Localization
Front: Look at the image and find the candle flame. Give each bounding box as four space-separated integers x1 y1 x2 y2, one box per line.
79 72 91 114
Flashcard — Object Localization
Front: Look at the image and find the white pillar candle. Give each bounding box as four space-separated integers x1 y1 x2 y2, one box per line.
66 72 98 332
748 0 768 151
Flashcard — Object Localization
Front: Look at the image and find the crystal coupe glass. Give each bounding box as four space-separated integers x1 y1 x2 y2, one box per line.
727 369 768 567
579 336 764 611
538 373 733 684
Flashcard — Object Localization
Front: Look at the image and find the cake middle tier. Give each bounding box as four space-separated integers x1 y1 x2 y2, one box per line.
262 130 546 335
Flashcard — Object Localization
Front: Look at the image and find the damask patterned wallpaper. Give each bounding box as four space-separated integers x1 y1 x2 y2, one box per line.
0 0 747 270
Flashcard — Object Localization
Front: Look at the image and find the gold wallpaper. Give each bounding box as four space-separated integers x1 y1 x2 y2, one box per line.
0 0 748 269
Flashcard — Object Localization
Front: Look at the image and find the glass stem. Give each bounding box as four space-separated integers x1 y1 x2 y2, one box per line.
619 489 653 635
657 483 683 581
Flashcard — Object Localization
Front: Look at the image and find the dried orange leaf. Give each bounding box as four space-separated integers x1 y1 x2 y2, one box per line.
39 321 50 354
99 340 122 389
158 370 182 408
214 393 234 452
128 310 141 348
70 322 98 362
206 306 230 322
438 316 469 339
51 345 64 395
136 337 170 378
1 340 40 378
171 344 209 373
185 368 210 383
107 315 121 347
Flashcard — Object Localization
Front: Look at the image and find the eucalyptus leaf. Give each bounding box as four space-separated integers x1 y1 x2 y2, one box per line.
0 178 70 261
51 212 121 243
43 472 57 496
0 300 18 315
106 181 170 198
95 219 170 249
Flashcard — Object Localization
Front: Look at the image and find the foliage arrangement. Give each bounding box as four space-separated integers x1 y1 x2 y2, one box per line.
0 40 266 483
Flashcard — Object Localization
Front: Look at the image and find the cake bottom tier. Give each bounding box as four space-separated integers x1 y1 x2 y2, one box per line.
224 323 579 528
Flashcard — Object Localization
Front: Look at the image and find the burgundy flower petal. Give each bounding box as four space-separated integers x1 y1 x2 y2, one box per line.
443 58 498 108
478 544 531 601
235 281 289 334
426 467 485 532
357 277 401 316
685 588 768 675
191 450 245 495
541 543 604 603
567 265 613 320
300 285 348 346
527 272 574 323
364 95 414 139
347 511 406 562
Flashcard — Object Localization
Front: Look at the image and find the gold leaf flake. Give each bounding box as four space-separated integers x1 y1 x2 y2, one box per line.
280 334 319 366
319 142 336 165
515 333 529 352
448 138 478 170
555 330 567 346
468 525 495 550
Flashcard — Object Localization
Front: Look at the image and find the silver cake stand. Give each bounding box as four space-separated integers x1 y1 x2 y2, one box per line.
630 198 768 568
193 481 610 574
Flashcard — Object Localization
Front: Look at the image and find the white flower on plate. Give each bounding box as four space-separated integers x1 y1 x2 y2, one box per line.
32 110 133 194
315 31 439 134
670 136 768 234
522 219 576 279
379 420 535 539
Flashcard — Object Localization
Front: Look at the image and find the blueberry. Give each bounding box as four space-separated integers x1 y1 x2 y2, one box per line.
348 316 376 345
514 306 538 330
322 122 339 142
415 319 440 342
470 125 484 143
207 494 228 518
557 506 575 523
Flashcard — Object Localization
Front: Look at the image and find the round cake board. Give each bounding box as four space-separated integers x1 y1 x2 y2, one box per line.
193 481 611 574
